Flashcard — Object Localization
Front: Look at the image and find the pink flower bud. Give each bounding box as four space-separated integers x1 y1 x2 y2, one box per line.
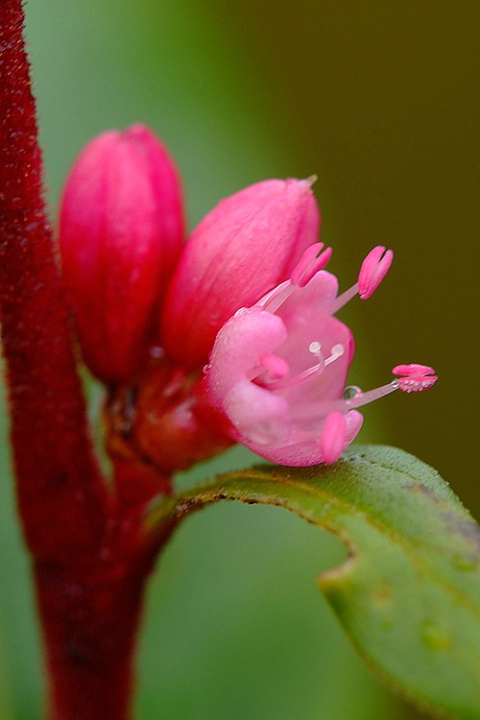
59 124 185 383
161 178 320 369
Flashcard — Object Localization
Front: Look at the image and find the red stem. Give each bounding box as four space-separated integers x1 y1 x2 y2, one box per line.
0 4 175 718
0 0 109 559
34 511 177 720
35 561 148 720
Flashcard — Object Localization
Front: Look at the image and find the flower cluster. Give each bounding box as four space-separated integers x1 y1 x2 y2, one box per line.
59 124 436 470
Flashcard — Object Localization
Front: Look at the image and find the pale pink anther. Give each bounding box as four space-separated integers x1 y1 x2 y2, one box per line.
358 246 393 300
330 245 394 314
257 354 289 383
393 363 436 376
290 243 332 287
393 364 438 393
396 377 437 393
320 411 347 464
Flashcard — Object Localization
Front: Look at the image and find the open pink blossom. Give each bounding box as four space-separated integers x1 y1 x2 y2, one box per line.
204 245 436 466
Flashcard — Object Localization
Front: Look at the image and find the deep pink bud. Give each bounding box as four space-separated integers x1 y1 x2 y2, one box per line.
161 178 320 369
59 124 185 383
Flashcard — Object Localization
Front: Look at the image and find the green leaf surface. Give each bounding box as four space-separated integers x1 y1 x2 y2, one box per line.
149 446 480 720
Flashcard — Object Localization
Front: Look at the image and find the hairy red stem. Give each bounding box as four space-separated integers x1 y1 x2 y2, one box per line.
0 4 175 718
34 509 177 720
0 0 109 559
34 561 149 720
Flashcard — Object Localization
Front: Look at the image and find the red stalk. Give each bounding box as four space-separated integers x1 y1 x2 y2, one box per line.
0 0 108 558
0 3 174 717
34 562 147 720
34 506 177 720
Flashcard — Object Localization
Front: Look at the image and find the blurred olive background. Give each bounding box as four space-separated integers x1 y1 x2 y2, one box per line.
1 1 478 718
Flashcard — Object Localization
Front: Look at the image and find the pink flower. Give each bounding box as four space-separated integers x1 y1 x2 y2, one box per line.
59 124 185 383
161 178 321 369
204 246 436 466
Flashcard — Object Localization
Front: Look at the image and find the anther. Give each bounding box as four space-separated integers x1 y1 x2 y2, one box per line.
258 354 289 382
309 340 322 355
259 243 332 316
324 343 344 366
392 363 435 376
358 246 393 300
291 243 332 288
396 376 438 393
249 353 289 385
393 363 438 393
330 245 393 313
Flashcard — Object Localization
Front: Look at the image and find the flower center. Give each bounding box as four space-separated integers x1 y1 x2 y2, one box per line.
250 341 345 391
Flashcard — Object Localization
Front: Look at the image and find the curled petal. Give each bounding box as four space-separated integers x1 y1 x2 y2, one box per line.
207 308 288 407
224 381 290 446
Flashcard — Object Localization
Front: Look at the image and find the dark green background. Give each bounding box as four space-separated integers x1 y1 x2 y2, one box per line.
1 1 478 718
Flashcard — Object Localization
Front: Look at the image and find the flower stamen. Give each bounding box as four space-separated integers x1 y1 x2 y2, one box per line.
260 242 332 315
251 342 345 392
340 364 437 409
331 245 393 313
358 246 394 299
290 243 332 287
393 364 438 393
314 364 437 419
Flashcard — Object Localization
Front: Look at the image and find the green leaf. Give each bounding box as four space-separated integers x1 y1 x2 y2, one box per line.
148 445 480 720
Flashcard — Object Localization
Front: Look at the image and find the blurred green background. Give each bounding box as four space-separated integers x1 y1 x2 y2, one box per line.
1 1 479 718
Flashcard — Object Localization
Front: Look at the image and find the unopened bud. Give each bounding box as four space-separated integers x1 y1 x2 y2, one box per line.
59 124 185 382
161 178 320 369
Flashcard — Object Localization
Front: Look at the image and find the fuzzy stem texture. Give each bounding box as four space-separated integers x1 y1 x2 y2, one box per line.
0 0 108 559
33 508 177 720
0 4 174 718
34 560 148 720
